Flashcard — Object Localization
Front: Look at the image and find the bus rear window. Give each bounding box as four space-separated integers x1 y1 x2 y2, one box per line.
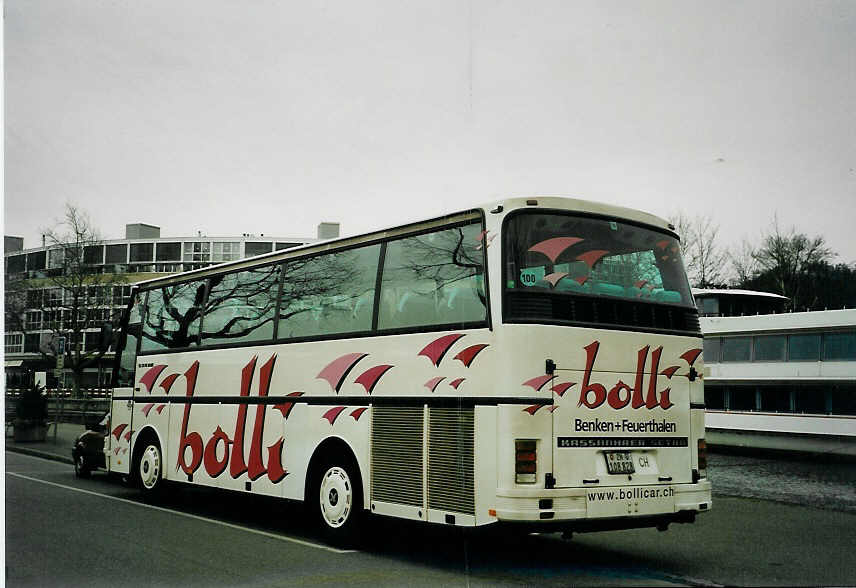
504 212 697 332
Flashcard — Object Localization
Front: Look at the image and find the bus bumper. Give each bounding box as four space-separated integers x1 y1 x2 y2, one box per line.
493 480 711 526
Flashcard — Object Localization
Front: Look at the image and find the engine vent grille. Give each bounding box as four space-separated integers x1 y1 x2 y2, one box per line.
428 407 475 516
371 405 424 507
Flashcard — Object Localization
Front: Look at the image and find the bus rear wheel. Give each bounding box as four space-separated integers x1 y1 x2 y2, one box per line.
312 458 363 546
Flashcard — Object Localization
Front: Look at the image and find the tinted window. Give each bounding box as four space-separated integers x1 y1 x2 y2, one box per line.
794 387 826 414
130 243 154 262
754 335 786 361
246 242 273 257
6 254 26 273
84 245 104 264
703 337 720 363
105 244 128 264
721 337 751 362
704 386 725 410
116 294 142 387
789 334 820 361
759 388 791 412
505 213 692 307
141 281 206 351
378 223 486 331
202 266 280 346
729 387 756 411
823 332 856 361
27 250 46 270
156 242 181 261
278 245 381 339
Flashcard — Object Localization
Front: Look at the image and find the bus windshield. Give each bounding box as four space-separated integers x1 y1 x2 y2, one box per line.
504 212 695 330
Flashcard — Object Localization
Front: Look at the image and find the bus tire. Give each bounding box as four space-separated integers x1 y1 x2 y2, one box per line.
311 455 363 546
134 436 163 498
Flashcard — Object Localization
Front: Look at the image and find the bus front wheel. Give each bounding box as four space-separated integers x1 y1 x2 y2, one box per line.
135 438 163 497
312 458 363 545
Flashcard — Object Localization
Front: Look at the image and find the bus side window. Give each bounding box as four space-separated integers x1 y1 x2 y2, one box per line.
115 293 142 387
378 222 485 331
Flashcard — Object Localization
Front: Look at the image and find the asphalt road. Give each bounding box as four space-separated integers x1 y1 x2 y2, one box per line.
5 451 856 587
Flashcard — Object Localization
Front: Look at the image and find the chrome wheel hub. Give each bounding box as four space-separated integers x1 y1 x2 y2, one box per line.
319 466 352 528
140 444 161 490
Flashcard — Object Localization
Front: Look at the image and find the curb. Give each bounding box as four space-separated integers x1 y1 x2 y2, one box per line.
6 445 73 465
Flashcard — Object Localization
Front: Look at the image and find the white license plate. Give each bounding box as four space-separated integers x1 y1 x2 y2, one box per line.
604 451 635 474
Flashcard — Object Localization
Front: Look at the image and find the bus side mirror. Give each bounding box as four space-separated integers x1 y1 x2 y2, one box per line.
98 322 113 353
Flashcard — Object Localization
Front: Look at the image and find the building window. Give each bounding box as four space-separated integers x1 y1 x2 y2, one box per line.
5 333 23 354
48 248 64 269
26 311 42 330
84 245 104 265
245 242 273 257
156 242 181 262
702 337 720 363
275 242 301 251
823 332 856 361
212 242 240 262
130 243 154 262
105 244 128 264
6 254 26 273
788 334 820 361
754 335 786 361
721 337 752 362
27 250 46 271
183 242 211 263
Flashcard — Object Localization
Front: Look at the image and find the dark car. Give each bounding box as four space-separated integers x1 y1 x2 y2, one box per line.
72 413 108 478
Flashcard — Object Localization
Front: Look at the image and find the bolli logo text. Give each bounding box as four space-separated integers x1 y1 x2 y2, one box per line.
577 341 674 411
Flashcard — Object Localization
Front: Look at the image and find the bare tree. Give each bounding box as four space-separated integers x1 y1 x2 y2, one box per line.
729 239 759 285
669 213 728 288
39 204 126 396
751 218 834 310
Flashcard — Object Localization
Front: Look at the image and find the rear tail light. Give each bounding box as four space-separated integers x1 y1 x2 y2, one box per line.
697 438 707 477
515 440 537 484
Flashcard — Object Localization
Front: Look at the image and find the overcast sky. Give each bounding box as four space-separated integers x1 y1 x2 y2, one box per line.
5 0 856 266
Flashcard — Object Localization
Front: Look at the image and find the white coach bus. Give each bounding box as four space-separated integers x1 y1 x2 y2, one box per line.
103 197 711 544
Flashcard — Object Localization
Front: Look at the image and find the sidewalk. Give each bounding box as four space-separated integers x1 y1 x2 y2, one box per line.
4 422 86 465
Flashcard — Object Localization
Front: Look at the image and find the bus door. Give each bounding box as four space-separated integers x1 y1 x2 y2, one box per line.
106 293 143 476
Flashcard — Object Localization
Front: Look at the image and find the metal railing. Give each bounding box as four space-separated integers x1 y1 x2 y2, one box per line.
5 389 112 427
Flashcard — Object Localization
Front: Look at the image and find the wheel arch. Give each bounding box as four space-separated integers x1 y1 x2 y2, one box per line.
131 425 165 473
304 435 367 509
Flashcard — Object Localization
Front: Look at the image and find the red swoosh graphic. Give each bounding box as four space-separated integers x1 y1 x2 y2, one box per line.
454 344 488 368
661 366 680 378
576 250 609 268
523 374 553 391
123 430 132 442
418 334 465 366
155 404 166 414
317 353 368 393
274 392 304 420
160 373 180 394
424 376 446 392
139 365 167 394
323 406 347 425
548 405 559 413
351 407 369 421
543 272 569 288
449 378 466 389
528 237 584 263
551 382 576 396
354 365 393 394
681 349 703 366
141 403 155 417
523 404 546 415
112 423 128 441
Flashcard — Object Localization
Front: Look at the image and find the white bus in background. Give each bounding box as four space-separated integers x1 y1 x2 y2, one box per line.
103 196 711 544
